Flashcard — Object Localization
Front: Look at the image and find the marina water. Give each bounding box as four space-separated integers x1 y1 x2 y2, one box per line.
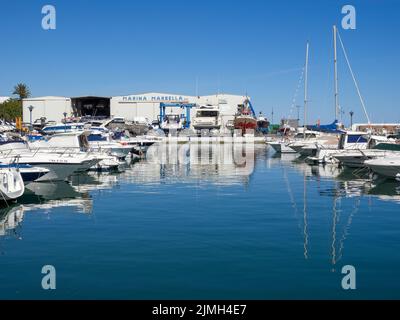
1 143 400 299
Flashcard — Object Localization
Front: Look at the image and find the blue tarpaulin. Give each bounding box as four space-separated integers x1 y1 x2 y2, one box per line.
307 120 342 133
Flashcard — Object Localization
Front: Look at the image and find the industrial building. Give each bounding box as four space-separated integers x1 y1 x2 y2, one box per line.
23 92 249 131
22 96 72 124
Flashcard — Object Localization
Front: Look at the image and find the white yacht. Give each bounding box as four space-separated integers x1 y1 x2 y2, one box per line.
87 131 132 159
160 114 184 133
269 131 321 154
42 123 85 134
192 106 221 130
0 163 49 183
365 157 400 179
332 135 400 168
306 131 369 164
288 131 338 156
269 140 297 153
0 136 101 181
29 131 124 173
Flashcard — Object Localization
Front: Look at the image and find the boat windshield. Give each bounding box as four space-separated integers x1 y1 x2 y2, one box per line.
79 134 90 149
165 115 180 122
347 134 368 143
196 111 218 117
295 133 317 139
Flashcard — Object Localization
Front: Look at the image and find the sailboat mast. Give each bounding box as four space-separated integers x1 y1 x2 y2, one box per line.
304 41 309 140
333 25 339 121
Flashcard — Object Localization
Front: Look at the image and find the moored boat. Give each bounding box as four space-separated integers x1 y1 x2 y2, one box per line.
365 157 400 179
0 168 25 201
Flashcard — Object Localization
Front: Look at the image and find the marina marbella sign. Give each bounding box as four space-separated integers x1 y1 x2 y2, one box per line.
120 94 190 103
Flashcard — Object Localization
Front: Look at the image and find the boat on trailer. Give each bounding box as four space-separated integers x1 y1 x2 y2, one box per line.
234 99 257 135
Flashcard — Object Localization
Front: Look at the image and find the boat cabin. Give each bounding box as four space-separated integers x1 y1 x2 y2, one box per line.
338 131 369 149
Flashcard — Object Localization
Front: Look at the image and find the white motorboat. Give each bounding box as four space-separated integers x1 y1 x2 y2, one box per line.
306 131 369 164
288 131 340 156
0 168 25 201
14 153 99 181
269 140 297 153
42 123 85 134
332 136 400 168
160 114 184 133
0 138 101 181
0 163 49 183
87 131 132 159
365 157 400 179
269 130 319 154
192 105 221 130
89 155 124 172
118 135 158 153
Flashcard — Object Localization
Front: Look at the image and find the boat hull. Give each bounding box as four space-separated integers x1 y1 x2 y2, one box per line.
269 142 296 153
366 159 400 178
234 116 257 134
0 169 25 201
28 160 98 182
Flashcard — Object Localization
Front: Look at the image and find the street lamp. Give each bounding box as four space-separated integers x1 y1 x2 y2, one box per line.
28 105 34 131
349 111 354 128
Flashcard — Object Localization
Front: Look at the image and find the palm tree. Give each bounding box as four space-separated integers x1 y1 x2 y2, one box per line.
13 83 31 100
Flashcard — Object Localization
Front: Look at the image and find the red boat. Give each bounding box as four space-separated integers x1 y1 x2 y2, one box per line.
234 108 257 134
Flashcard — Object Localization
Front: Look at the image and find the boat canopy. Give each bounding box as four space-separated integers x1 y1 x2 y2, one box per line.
307 120 342 133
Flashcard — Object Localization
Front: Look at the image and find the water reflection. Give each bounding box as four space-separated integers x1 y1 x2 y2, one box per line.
21 181 93 214
270 152 400 273
1 145 400 240
0 144 261 237
119 143 260 186
0 205 24 238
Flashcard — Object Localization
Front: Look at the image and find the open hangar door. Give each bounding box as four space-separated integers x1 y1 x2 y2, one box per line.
71 96 111 119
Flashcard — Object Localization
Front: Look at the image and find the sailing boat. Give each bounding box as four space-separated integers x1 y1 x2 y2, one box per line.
306 25 372 164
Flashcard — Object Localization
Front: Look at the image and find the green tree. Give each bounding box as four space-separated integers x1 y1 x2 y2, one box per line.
13 83 31 100
0 99 22 121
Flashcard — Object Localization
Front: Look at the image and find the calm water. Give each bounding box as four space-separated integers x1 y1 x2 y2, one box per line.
1 143 400 299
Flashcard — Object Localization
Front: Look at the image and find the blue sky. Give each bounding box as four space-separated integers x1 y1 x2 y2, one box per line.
0 0 399 124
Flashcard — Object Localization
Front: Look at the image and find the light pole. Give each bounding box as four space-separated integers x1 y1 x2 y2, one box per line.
349 111 354 128
28 105 34 131
271 107 274 124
